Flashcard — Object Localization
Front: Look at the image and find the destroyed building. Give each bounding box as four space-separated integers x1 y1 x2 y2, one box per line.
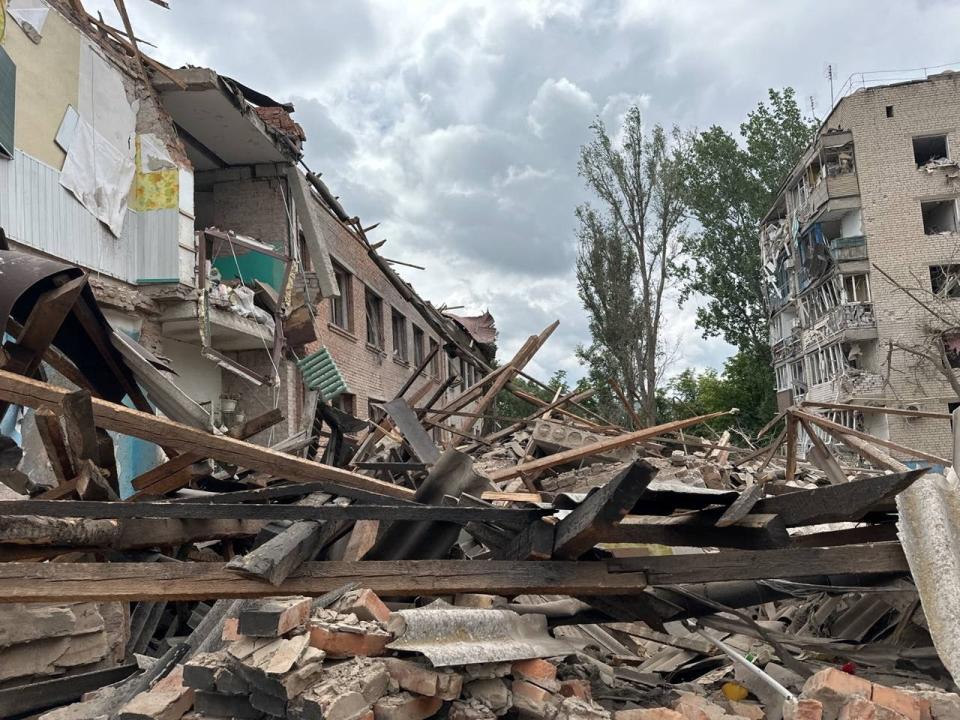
0 0 495 495
760 70 960 462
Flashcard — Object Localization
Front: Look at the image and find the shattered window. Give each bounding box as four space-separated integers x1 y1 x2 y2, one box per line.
365 288 384 348
412 326 425 366
330 264 353 331
930 265 960 298
429 339 440 376
922 200 958 235
913 135 948 167
392 309 408 362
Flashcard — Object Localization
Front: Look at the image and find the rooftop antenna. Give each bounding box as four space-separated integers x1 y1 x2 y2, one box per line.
824 63 835 106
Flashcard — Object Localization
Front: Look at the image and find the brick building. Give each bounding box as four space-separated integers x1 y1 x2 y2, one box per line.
760 71 960 462
0 1 495 495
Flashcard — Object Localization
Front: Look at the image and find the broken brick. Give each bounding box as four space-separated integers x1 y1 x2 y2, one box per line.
194 690 262 719
373 692 443 720
449 698 499 720
308 624 391 658
838 697 877 720
560 679 591 701
785 698 824 720
333 589 392 624
465 678 513 716
802 669 872 717
512 659 558 683
512 679 559 718
222 617 242 642
380 657 462 700
871 683 928 720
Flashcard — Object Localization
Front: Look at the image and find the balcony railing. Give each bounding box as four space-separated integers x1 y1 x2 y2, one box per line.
829 235 868 262
797 172 861 225
801 302 876 349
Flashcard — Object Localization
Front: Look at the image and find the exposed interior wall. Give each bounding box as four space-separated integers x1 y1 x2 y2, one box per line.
1 3 79 168
160 337 223 415
841 208 863 237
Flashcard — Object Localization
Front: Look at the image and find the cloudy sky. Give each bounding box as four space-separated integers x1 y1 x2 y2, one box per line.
89 0 960 381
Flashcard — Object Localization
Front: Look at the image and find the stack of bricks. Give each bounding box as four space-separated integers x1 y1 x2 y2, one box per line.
0 602 128 687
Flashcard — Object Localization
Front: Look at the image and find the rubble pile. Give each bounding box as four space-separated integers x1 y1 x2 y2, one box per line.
0 241 959 719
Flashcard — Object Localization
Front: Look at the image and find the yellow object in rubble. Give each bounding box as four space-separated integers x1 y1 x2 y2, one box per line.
721 681 749 701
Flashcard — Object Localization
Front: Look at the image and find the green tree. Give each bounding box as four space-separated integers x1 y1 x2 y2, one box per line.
576 107 687 426
677 88 814 437
678 88 814 354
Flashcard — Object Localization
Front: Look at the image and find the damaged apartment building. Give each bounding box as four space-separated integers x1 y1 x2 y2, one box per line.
0 0 495 496
760 70 960 463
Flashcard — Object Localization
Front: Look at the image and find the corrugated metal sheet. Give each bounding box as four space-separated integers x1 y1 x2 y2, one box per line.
0 149 180 284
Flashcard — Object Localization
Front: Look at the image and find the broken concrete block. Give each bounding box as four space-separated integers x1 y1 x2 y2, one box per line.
671 693 727 720
0 604 76 647
291 684 370 720
904 687 960 719
555 696 610 720
512 659 558 683
465 678 513 716
194 690 263 719
449 698 499 720
373 692 443 720
614 709 684 720
333 589 392 623
239 596 312 637
323 658 393 704
801 669 872 718
214 666 250 696
463 663 514 681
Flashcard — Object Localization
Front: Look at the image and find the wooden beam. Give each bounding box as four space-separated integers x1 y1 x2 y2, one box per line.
0 560 649 601
784 414 798 482
607 513 789 550
611 542 909 585
489 410 734 482
0 369 414 500
0 500 545 526
382 398 440 465
33 409 75 486
797 417 847 485
553 460 656 559
753 468 925 526
796 410 948 466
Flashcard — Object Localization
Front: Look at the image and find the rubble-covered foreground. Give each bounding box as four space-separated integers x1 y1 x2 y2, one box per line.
50 590 958 720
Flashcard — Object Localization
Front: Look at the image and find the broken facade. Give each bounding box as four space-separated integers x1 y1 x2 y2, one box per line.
0 0 495 494
761 71 960 462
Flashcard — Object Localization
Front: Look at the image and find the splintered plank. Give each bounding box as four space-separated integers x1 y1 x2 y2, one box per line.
0 560 650 602
752 468 926 526
0 369 413 500
489 411 733 482
553 460 657 559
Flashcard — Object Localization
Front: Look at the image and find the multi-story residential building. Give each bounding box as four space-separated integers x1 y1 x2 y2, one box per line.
0 1 494 495
761 71 960 462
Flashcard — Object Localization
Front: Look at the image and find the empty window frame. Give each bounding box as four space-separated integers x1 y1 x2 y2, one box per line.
913 134 948 166
885 105 894 118
391 309 408 362
930 264 960 298
329 264 353 331
448 356 459 389
944 332 960 369
412 326 425 366
841 273 870 303
775 365 789 390
429 339 440 376
365 288 384 348
922 200 958 235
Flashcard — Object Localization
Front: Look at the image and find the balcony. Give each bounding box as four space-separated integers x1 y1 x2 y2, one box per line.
797 172 861 228
829 235 868 263
801 302 877 349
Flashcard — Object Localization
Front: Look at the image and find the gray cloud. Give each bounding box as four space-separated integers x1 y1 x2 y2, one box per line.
85 0 960 382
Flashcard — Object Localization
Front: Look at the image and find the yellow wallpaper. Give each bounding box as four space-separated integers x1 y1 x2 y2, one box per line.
131 134 179 211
